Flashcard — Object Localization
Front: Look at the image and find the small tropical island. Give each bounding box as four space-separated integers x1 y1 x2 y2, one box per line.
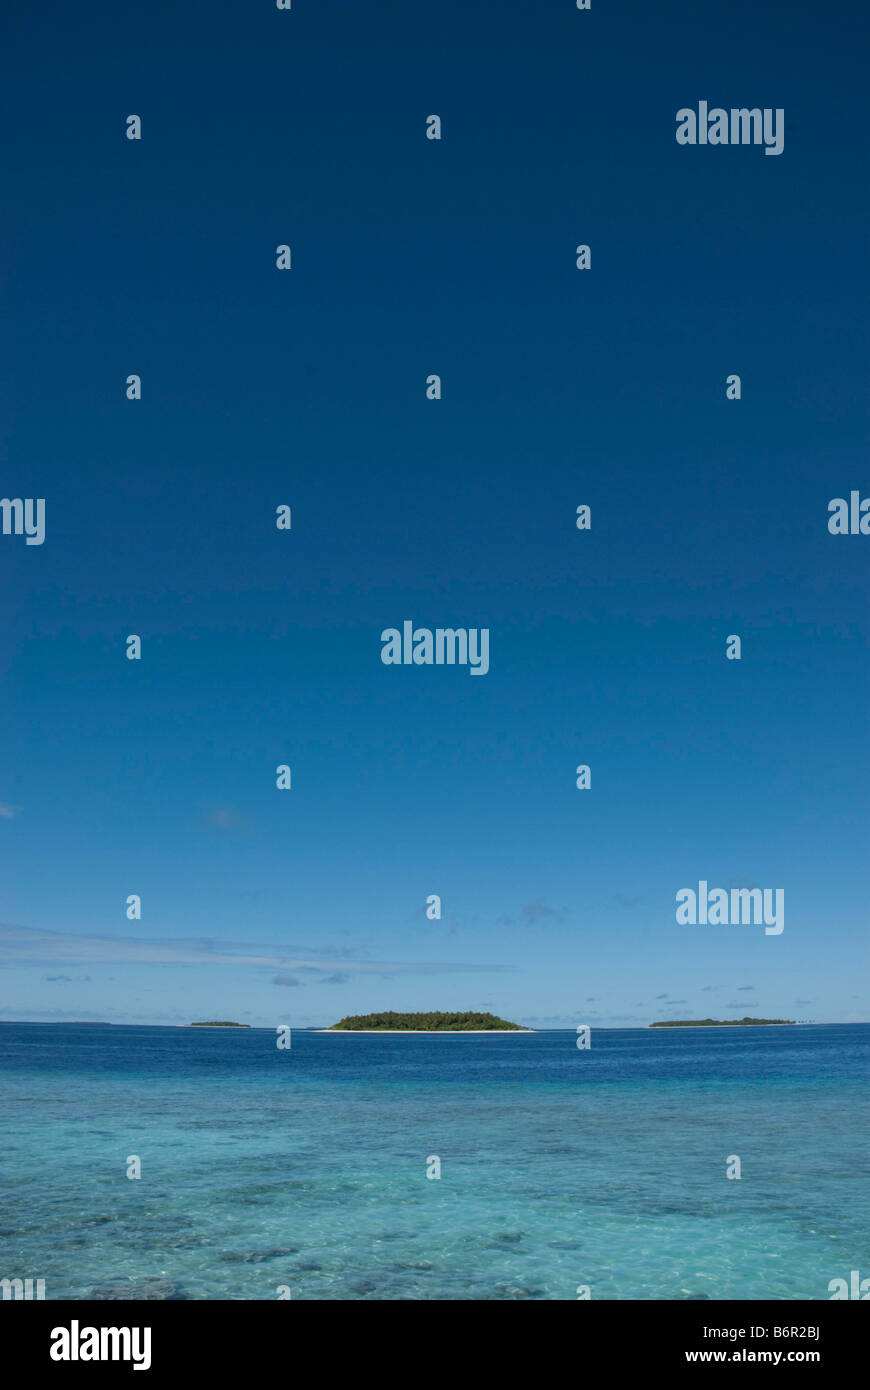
187 1021 251 1028
322 1011 531 1032
650 1017 794 1028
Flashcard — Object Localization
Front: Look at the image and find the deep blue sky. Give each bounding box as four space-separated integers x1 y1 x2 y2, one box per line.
1 0 867 1027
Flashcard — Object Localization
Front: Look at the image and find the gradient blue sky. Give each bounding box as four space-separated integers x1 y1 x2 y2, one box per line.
1 0 867 1027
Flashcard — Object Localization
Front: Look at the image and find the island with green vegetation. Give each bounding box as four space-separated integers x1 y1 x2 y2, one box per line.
650 1017 794 1028
187 1021 251 1028
324 1011 530 1032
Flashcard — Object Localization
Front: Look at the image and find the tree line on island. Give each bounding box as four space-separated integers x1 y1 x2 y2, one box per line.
329 1011 524 1030
649 1017 794 1027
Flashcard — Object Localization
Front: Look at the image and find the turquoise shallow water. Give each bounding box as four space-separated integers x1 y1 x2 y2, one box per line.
1 1022 867 1300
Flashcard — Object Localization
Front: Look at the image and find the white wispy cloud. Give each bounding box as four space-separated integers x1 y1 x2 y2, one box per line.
0 804 19 819
0 923 509 976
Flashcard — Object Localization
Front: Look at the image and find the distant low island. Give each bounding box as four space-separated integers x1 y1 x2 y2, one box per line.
187 1021 251 1028
324 1011 530 1032
650 1017 794 1028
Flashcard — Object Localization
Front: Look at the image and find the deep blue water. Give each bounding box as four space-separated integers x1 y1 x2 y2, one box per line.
1 1022 867 1300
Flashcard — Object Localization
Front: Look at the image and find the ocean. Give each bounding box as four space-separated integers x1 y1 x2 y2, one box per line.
1 1022 867 1300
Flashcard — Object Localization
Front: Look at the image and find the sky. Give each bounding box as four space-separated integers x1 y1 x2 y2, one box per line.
1 0 868 1028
